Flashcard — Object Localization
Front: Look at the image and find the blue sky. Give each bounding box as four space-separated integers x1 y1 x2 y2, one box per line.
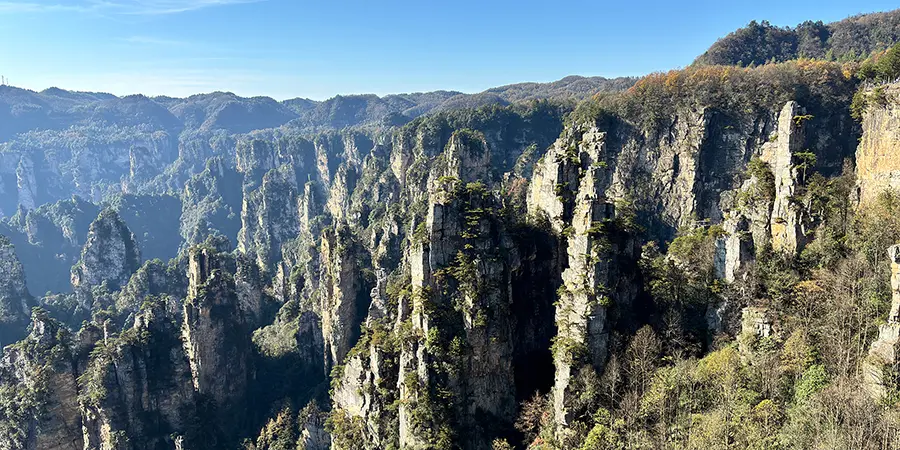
0 0 896 100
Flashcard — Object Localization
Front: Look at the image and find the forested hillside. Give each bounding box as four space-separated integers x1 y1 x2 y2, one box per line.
695 9 900 66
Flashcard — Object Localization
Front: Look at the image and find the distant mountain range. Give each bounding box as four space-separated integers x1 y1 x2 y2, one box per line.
0 75 635 140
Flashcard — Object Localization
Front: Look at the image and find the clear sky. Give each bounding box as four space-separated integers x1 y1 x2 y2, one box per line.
0 0 896 100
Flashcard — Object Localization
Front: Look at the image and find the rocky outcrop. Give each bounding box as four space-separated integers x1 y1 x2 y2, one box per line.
330 130 534 449
21 196 99 249
713 100 816 281
181 246 252 432
397 133 520 449
0 235 32 345
715 215 754 282
0 311 83 450
71 210 142 309
317 227 369 372
326 165 359 223
115 258 188 319
79 302 195 450
238 164 300 275
763 101 809 255
127 145 163 188
71 210 141 291
864 245 900 398
0 64 868 448
180 156 243 248
738 306 775 358
0 196 99 295
236 139 278 180
234 254 274 329
856 83 900 203
16 155 37 211
297 403 330 450
529 125 639 444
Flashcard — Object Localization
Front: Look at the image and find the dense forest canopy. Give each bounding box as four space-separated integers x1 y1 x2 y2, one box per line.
695 9 900 66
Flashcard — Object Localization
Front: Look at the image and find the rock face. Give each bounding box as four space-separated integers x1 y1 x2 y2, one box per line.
0 235 32 345
16 155 38 211
0 311 83 450
329 130 539 450
715 215 754 283
528 125 639 444
238 164 301 274
180 156 243 248
738 306 775 357
115 257 188 319
714 100 815 281
856 83 900 203
397 131 522 449
71 209 142 294
127 145 162 187
181 246 252 432
764 101 808 255
317 227 369 372
864 245 900 398
297 408 330 450
79 302 196 450
0 196 100 296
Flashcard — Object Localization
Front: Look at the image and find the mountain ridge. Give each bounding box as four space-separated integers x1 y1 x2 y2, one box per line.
0 75 636 140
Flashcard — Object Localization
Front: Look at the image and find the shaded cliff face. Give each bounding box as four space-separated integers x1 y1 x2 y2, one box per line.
0 311 82 450
0 236 32 345
181 246 252 428
79 302 196 450
528 126 642 444
0 196 99 295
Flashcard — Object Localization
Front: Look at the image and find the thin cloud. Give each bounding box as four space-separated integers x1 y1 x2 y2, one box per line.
96 0 265 15
0 0 263 15
122 35 192 46
0 2 94 13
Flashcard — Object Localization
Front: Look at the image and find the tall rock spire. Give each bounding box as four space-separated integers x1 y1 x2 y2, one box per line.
864 245 900 398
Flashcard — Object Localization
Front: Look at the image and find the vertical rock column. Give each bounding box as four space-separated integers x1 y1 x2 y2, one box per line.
237 164 300 274
766 101 807 255
864 245 900 398
318 227 367 372
16 155 37 211
715 215 754 283
0 235 32 345
80 303 195 450
396 130 518 448
551 157 617 443
70 209 142 310
181 247 251 428
0 312 83 450
527 126 628 443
